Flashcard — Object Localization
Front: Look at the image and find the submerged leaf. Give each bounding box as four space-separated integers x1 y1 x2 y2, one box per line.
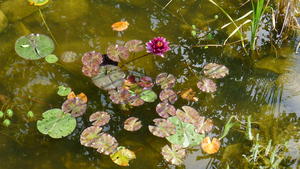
110 147 136 166
124 117 142 131
89 111 111 127
161 144 186 166
201 137 221 154
80 126 102 148
37 109 76 139
197 78 217 93
92 65 125 90
203 63 229 79
125 40 144 52
15 34 55 60
156 73 176 89
111 21 129 31
156 102 176 118
159 89 178 104
149 118 176 138
107 45 130 62
95 133 118 155
62 98 87 117
28 0 49 6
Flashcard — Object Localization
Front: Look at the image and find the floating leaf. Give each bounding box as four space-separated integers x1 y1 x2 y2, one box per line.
124 117 142 131
108 88 131 104
67 92 88 103
80 126 102 148
161 144 186 166
125 40 144 52
89 111 111 127
107 45 130 62
149 118 176 138
176 106 202 125
201 137 221 154
195 119 213 134
138 76 154 88
110 147 136 166
180 88 199 102
159 89 177 104
140 90 157 102
111 21 129 31
15 34 55 60
95 133 118 155
81 51 103 77
203 63 229 79
37 109 76 139
166 116 204 148
156 102 176 118
92 65 125 90
197 78 217 93
57 85 72 96
28 0 49 7
45 54 58 63
62 98 87 117
127 96 144 106
156 73 176 89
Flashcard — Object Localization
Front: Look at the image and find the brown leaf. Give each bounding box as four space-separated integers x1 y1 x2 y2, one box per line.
201 137 221 154
180 88 198 101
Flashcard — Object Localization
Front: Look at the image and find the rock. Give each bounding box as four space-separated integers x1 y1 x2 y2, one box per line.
47 0 89 23
0 10 7 33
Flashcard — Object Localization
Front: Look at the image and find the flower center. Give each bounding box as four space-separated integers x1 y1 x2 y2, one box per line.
156 41 163 47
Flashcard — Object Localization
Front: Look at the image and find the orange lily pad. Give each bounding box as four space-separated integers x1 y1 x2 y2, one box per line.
201 137 221 154
112 21 129 31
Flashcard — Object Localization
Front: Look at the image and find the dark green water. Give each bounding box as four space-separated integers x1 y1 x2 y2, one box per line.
0 0 299 168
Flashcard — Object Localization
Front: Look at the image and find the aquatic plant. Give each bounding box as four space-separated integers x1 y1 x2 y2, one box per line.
110 147 136 166
161 144 186 166
146 37 170 57
111 21 130 31
124 117 142 131
89 111 111 127
57 85 72 97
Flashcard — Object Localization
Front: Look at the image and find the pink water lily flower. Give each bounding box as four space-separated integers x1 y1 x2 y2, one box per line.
146 37 170 57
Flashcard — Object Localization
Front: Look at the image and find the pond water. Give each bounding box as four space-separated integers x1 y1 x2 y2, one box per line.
0 0 299 168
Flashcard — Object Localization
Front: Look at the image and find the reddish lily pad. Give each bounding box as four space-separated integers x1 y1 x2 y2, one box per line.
95 133 119 155
110 146 136 166
156 102 176 118
92 65 125 90
197 78 217 93
138 76 154 88
107 45 130 62
176 106 202 125
195 119 213 134
62 98 87 117
148 118 176 138
127 96 145 106
81 51 103 77
89 111 111 127
124 117 142 131
159 89 178 104
156 73 176 89
161 144 186 166
108 88 132 104
125 40 144 52
80 126 102 148
203 63 229 79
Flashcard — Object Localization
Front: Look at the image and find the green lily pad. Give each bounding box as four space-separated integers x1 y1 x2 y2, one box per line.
37 109 76 139
57 85 72 96
110 147 136 166
89 111 111 127
161 144 186 166
140 90 157 102
92 65 125 90
166 116 204 148
15 34 55 60
124 117 142 131
28 0 49 6
45 54 58 63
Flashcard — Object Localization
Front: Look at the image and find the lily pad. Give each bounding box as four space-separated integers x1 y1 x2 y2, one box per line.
124 117 142 131
110 147 136 166
125 40 144 52
107 45 130 62
61 51 78 63
89 111 111 127
180 88 199 102
197 78 217 93
80 126 102 148
203 63 229 79
159 89 178 104
127 96 145 106
57 85 72 96
149 118 176 138
28 0 49 6
108 88 132 104
156 102 176 118
37 109 76 139
176 106 202 125
201 137 221 154
156 73 176 89
138 76 154 88
161 144 186 166
62 98 87 117
166 116 204 148
15 34 55 60
92 65 125 90
45 54 58 63
95 133 118 155
195 119 213 134
140 90 157 102
81 51 103 77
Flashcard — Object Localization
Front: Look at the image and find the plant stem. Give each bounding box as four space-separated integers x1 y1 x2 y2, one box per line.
120 53 151 68
38 8 58 45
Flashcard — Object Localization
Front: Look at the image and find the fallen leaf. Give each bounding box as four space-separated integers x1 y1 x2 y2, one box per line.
110 146 136 166
180 88 198 101
112 21 129 31
201 137 221 154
